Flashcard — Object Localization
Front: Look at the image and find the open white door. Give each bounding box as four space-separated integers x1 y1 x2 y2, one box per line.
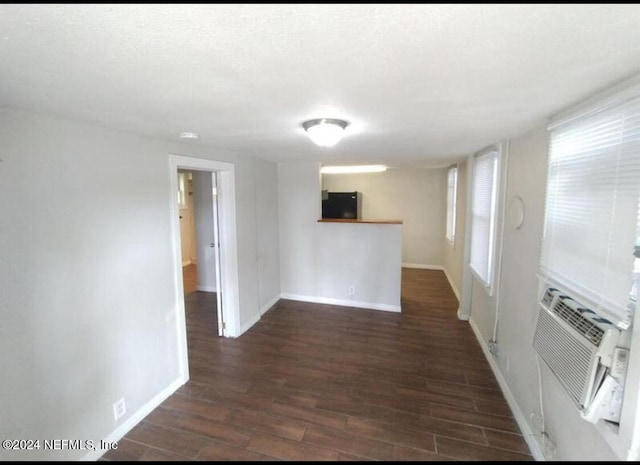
211 172 224 337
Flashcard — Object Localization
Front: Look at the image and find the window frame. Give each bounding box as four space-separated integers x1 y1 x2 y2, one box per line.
177 172 188 210
469 147 501 295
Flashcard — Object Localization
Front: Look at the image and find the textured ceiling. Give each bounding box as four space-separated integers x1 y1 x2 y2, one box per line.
2 4 640 166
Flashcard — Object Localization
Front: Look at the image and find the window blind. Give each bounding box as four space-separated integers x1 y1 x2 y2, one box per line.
446 167 458 242
470 150 498 287
541 96 640 329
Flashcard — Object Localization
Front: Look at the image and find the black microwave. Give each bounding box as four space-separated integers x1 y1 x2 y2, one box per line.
321 191 361 219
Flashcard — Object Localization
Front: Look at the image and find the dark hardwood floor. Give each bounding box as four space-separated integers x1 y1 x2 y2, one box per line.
103 267 532 461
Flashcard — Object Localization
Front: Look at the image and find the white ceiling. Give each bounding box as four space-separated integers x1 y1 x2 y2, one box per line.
2 4 640 167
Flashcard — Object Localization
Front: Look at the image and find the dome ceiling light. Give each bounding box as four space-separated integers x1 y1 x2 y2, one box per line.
179 132 200 140
302 118 349 147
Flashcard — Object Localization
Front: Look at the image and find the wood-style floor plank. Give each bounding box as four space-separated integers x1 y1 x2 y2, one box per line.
102 267 532 461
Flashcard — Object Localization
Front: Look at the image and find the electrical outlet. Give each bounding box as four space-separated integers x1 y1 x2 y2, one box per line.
488 340 498 355
113 398 126 421
348 286 355 296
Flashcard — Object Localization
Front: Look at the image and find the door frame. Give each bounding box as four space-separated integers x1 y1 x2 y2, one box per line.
169 154 241 383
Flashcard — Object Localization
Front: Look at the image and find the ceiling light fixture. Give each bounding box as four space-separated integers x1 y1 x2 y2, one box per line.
179 132 200 140
302 118 349 147
320 165 387 174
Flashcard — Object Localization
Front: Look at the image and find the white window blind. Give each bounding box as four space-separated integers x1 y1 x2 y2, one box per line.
446 167 458 243
470 150 498 287
541 96 640 329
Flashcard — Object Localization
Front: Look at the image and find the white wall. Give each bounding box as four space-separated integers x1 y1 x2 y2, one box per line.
279 161 402 311
322 168 447 267
312 222 402 310
254 157 281 314
0 108 280 460
279 161 322 297
192 171 216 292
442 160 467 300
468 125 622 460
229 155 266 332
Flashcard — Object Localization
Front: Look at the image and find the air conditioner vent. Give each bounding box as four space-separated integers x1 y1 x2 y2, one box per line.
551 297 605 346
533 307 594 406
534 287 621 411
541 287 556 308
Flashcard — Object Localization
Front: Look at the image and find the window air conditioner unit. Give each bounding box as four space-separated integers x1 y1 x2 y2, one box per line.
533 287 628 423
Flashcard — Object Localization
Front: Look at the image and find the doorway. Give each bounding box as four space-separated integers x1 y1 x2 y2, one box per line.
169 155 241 384
177 170 197 292
179 169 224 335
177 168 222 333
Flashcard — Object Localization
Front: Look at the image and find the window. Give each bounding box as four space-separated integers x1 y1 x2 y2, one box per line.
177 172 189 209
541 95 640 329
470 149 499 288
446 166 458 243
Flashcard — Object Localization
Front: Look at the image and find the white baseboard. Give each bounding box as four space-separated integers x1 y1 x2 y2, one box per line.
468 317 545 461
443 267 460 301
238 312 261 336
233 295 282 338
457 308 470 321
260 294 280 316
402 263 445 270
280 293 401 313
196 285 217 292
82 376 185 461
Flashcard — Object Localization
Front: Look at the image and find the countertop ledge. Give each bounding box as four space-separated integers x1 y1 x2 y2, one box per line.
317 219 403 225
